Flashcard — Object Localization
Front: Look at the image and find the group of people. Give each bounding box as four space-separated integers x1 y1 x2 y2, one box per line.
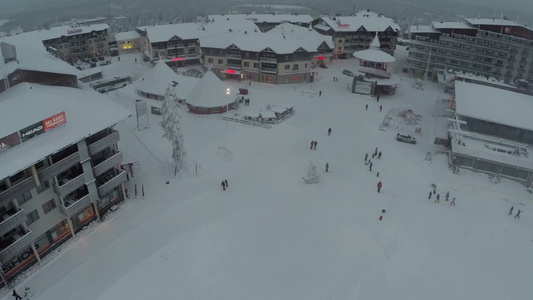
310 140 318 150
221 179 229 191
429 190 456 206
12 287 32 300
240 96 251 106
508 206 522 218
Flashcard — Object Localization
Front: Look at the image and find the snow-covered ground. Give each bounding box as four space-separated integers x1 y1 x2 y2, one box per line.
3 54 533 300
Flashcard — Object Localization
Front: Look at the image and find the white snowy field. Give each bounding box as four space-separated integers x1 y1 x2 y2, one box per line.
4 55 533 300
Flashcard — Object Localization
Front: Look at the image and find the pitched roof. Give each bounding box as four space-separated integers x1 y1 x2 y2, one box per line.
352 34 396 63
186 71 237 107
208 14 313 24
114 31 140 41
136 62 199 98
318 11 400 33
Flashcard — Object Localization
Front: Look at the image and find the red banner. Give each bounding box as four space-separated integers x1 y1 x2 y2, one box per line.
43 111 67 131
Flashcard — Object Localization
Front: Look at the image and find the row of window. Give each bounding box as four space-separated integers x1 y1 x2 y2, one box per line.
206 58 309 70
26 199 57 225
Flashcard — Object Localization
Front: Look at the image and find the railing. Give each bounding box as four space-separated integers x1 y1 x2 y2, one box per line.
0 230 34 263
260 67 277 74
98 170 127 197
0 209 25 237
260 57 277 63
357 66 391 79
38 152 80 183
0 177 36 204
60 194 92 216
225 53 242 59
93 152 123 177
54 174 85 196
88 131 119 155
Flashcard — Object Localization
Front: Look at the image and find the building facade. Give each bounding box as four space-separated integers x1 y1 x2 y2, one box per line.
41 24 110 64
312 11 400 58
407 18 533 84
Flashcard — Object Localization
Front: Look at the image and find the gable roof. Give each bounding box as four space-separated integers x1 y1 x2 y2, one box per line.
208 14 313 24
318 11 400 33
137 62 199 98
186 71 237 107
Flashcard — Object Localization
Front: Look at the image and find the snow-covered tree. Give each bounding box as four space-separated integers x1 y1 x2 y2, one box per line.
160 83 187 175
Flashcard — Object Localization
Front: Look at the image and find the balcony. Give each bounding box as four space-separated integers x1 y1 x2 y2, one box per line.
357 66 391 79
260 57 277 63
0 230 34 263
88 131 119 155
0 209 25 237
225 53 242 59
167 44 185 49
38 152 80 183
93 152 123 177
60 194 92 216
260 67 278 74
226 63 242 70
53 174 85 197
98 170 127 197
0 177 36 204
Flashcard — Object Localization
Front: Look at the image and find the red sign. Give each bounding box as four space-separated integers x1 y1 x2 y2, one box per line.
316 56 325 60
172 57 184 61
67 28 82 35
338 24 350 28
0 132 21 153
226 69 236 74
44 111 67 131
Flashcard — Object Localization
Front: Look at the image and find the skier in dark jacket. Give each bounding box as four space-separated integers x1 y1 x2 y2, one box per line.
225 179 229 188
369 162 373 171
12 289 22 300
378 151 382 159
314 140 317 150
221 181 226 191
428 191 432 199
434 194 440 203
328 128 332 135
325 163 329 172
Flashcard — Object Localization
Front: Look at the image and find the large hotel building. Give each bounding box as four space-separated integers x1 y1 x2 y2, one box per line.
0 33 130 284
407 18 533 85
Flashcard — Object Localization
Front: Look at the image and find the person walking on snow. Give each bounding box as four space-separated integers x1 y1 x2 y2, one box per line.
366 104 368 110
378 151 382 159
369 162 373 171
225 179 229 188
380 105 382 112
12 289 22 300
434 194 440 203
514 209 521 218
365 153 369 161
377 181 382 193
221 181 226 191
377 95 380 102
509 206 514 215
314 140 318 150
428 191 432 199
450 198 456 206
326 163 329 172
310 140 314 150
374 147 378 156
445 191 450 201
319 90 322 96
328 128 332 136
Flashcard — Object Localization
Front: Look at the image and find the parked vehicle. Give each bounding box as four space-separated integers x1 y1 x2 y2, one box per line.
90 76 132 93
98 56 105 61
396 134 417 144
343 70 354 77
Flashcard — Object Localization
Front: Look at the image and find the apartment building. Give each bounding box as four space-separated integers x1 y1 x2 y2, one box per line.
39 24 110 64
200 23 334 84
136 18 259 68
208 14 313 32
0 38 130 284
312 10 400 58
407 18 533 84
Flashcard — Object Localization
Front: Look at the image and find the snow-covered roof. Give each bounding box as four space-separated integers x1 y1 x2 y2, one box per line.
454 80 533 131
137 19 259 43
465 18 526 28
0 32 84 77
199 23 333 54
431 22 474 30
137 62 200 99
114 31 140 41
409 25 439 34
186 71 237 107
318 11 400 33
352 34 396 63
208 14 313 24
0 83 131 179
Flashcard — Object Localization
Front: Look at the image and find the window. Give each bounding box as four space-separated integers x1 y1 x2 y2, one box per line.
305 63 308 68
253 63 259 68
26 209 40 225
208 58 213 63
36 181 50 193
244 62 249 67
18 191 33 205
284 65 290 70
293 64 299 70
42 199 57 214
217 59 223 64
